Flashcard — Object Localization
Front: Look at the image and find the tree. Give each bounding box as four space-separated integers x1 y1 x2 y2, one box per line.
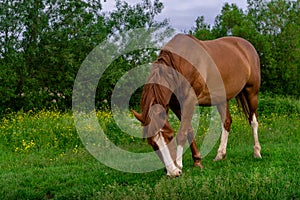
247 0 300 95
0 0 169 113
189 16 214 40
108 0 167 31
213 3 246 37
96 0 170 108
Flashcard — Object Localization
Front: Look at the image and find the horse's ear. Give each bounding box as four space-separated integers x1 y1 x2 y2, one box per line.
132 110 143 123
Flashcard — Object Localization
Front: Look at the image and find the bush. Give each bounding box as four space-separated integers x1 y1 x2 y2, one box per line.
258 94 300 116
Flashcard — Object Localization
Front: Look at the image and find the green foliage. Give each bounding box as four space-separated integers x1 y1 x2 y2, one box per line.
258 93 300 116
247 0 300 96
0 0 167 113
108 0 167 31
0 0 108 112
1 0 299 113
189 16 214 40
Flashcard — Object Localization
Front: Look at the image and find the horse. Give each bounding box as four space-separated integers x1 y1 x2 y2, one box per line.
132 34 262 177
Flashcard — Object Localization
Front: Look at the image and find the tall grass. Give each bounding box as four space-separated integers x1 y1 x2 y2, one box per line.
0 110 79 153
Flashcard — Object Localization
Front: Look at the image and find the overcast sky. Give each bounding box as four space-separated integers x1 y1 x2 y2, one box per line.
102 0 248 31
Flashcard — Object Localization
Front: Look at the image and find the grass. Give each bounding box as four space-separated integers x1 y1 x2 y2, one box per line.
0 95 299 199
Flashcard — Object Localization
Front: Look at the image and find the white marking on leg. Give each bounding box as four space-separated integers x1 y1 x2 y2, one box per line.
176 145 183 169
251 114 262 158
214 124 229 161
154 133 181 177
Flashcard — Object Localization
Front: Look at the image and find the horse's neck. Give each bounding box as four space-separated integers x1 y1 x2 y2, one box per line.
141 84 171 124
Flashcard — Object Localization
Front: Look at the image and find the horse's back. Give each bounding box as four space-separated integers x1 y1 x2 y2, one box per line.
199 36 260 74
161 34 260 103
200 36 260 97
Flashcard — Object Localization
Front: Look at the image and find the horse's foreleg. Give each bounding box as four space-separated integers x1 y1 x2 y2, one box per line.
214 125 229 161
214 103 232 161
175 97 203 169
175 126 203 169
169 94 203 170
152 132 182 177
187 129 203 169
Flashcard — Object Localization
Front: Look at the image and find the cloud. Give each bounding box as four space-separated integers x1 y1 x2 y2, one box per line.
102 0 248 30
158 0 248 30
156 4 220 31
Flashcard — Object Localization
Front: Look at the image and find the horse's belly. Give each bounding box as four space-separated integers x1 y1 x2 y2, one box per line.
195 75 246 105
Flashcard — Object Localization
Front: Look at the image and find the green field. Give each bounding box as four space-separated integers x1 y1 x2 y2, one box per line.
0 95 299 199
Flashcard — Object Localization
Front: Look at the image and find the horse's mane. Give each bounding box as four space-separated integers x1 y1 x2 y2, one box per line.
140 51 181 125
140 70 169 125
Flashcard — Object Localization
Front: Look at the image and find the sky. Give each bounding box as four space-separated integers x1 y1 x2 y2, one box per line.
102 0 248 31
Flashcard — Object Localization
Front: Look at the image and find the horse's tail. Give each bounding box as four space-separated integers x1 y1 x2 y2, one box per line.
236 92 250 122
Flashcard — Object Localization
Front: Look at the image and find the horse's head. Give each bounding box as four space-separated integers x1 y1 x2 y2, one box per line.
132 103 181 177
133 104 174 144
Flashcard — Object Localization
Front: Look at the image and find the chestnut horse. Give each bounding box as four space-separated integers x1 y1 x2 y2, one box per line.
133 34 262 177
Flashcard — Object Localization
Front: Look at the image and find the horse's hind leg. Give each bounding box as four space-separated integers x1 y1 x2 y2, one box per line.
214 102 232 161
251 112 261 158
244 91 262 158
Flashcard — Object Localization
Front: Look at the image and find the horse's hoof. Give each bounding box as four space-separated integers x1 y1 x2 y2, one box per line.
254 152 262 159
254 146 262 159
214 153 226 161
194 162 204 170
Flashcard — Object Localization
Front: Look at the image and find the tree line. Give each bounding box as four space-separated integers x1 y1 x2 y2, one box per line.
0 0 299 113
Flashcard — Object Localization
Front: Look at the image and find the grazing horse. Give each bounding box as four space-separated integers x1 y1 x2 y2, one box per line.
133 34 262 177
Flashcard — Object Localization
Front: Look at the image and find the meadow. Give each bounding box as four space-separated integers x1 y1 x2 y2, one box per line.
0 95 299 199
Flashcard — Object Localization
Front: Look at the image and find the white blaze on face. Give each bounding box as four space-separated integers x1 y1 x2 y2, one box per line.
154 131 181 177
